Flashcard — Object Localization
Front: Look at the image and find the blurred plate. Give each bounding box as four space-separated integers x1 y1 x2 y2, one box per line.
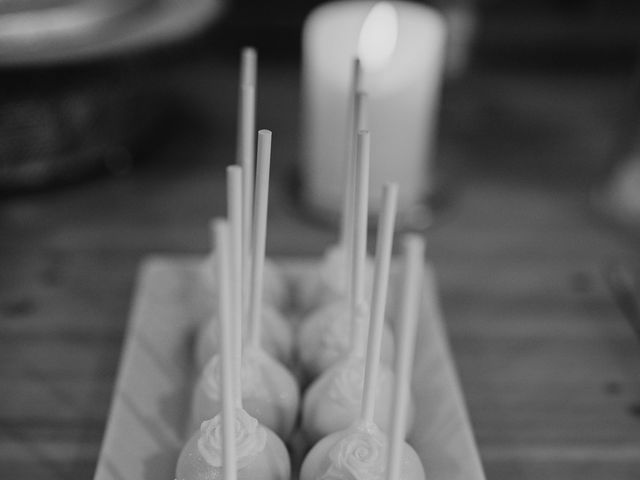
0 0 225 65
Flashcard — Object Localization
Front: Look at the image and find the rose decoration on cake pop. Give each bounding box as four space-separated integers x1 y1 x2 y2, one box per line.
197 408 267 469
320 423 388 480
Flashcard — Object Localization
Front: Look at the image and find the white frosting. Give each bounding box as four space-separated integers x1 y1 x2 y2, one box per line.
317 245 374 303
198 252 288 310
321 423 388 480
201 351 269 402
327 358 365 407
318 245 348 295
197 408 267 469
327 357 394 409
319 307 351 365
319 302 370 366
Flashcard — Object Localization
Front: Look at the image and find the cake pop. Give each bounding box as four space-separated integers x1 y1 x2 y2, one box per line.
196 253 290 316
296 242 374 314
176 408 291 480
297 299 394 380
301 353 399 444
299 421 424 480
191 345 299 441
195 304 294 370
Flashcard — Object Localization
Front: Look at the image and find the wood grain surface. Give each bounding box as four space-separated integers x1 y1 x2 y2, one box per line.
1 59 639 479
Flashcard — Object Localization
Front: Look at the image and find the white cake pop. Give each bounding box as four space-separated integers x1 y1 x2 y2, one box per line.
301 354 412 444
194 253 290 320
176 408 291 480
296 243 374 314
190 345 299 439
299 421 424 480
297 299 394 380
195 304 294 370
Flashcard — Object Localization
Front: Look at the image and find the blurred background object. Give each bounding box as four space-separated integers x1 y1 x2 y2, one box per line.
0 0 225 191
0 0 226 65
593 52 640 236
2 0 640 193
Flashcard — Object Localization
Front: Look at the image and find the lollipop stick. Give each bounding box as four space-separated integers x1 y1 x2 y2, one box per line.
214 219 237 480
235 48 257 300
240 85 256 261
344 91 368 311
248 130 272 349
349 131 371 353
339 58 363 248
226 165 244 406
240 47 257 87
360 183 398 425
386 235 424 480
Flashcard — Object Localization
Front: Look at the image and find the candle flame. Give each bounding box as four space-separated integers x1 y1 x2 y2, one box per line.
357 2 398 71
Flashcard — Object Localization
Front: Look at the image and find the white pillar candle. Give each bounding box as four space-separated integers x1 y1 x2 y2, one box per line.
301 1 446 217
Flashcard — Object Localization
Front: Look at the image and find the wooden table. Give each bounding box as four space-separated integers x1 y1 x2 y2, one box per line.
1 59 639 479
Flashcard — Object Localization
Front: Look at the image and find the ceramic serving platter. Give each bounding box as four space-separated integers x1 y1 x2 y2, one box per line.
93 256 486 480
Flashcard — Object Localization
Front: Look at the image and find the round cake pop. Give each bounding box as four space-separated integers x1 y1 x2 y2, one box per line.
195 304 294 370
190 345 300 439
299 421 424 480
297 299 394 380
176 408 290 480
195 253 290 319
297 243 374 314
301 354 412 444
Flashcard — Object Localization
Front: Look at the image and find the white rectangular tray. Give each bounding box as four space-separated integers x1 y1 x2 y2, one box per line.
94 257 486 480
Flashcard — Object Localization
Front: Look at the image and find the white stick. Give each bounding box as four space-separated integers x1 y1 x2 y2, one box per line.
226 165 243 406
340 58 362 248
349 130 371 353
214 219 237 480
236 47 257 301
240 85 256 263
209 218 220 345
248 130 272 349
240 47 257 87
344 91 368 313
360 183 398 425
386 235 424 480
